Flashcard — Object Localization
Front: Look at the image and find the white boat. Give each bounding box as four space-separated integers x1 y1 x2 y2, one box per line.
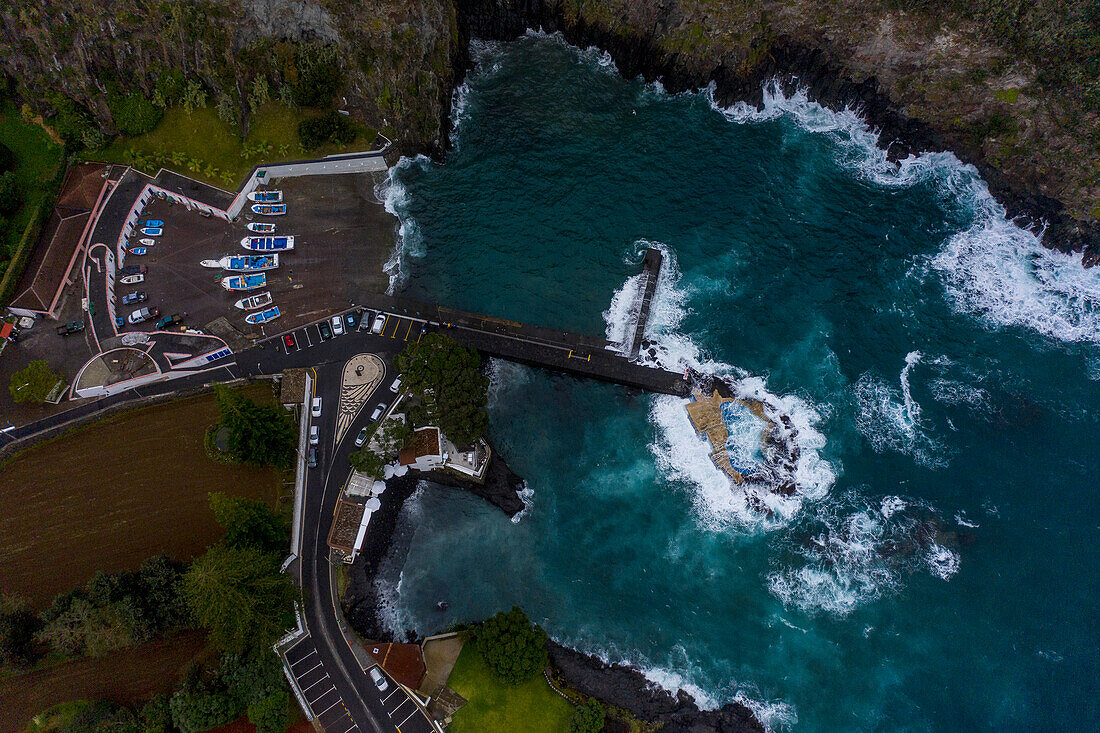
119 274 145 285
221 273 267 291
251 204 286 216
141 227 162 236
234 291 273 310
240 236 294 252
247 222 276 233
244 305 281 325
139 238 156 246
200 254 279 271
247 190 282 203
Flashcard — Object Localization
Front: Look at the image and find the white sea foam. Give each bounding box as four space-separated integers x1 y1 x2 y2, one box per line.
954 511 979 528
929 377 988 408
607 239 835 531
511 481 534 524
709 79 1100 346
377 155 431 293
371 483 430 636
769 494 960 615
853 352 946 468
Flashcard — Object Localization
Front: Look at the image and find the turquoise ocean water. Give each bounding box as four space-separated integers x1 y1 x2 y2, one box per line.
376 33 1098 731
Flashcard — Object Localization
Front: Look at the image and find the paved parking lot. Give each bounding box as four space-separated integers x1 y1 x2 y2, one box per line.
285 637 361 733
277 308 426 357
116 172 394 350
378 682 427 731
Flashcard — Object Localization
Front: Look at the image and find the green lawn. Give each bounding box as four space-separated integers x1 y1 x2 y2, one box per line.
95 102 375 189
445 646 574 733
0 108 65 237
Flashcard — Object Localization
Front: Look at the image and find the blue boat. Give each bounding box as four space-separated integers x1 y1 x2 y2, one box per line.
248 190 283 203
144 219 163 227
201 254 279 271
221 273 267 291
128 247 148 256
244 305 281 325
141 227 163 236
241 236 294 252
251 204 287 216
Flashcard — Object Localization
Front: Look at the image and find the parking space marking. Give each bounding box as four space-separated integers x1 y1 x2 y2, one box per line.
301 672 331 694
397 706 421 728
303 328 313 347
315 697 343 718
402 320 413 341
319 705 350 725
293 660 322 679
289 649 319 670
381 687 403 704
309 688 339 710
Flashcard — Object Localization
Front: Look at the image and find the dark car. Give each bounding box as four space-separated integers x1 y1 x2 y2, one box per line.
121 291 146 305
284 333 296 349
155 313 183 329
318 320 333 340
55 320 85 336
307 446 318 468
120 264 147 276
345 312 357 330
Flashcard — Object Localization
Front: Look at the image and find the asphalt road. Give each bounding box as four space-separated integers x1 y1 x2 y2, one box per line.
296 344 433 733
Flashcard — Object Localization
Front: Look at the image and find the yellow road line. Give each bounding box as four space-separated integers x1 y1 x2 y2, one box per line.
403 320 413 340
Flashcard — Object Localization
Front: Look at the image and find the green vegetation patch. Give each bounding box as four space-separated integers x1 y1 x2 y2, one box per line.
396 334 490 447
446 644 573 733
994 88 1021 104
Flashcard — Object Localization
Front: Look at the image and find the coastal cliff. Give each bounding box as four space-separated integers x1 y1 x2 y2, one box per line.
3 1 1095 259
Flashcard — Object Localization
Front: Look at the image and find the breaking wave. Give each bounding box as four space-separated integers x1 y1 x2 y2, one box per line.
709 79 1100 347
853 351 946 468
768 492 961 616
377 155 431 293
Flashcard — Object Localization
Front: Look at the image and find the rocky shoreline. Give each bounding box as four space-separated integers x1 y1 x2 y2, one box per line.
440 0 1098 265
549 641 765 733
341 441 769 731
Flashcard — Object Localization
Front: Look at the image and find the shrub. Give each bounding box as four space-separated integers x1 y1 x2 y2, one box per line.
247 690 289 733
474 607 549 685
169 685 237 733
212 386 296 468
395 334 490 446
0 142 14 172
0 605 42 669
569 698 606 733
9 359 62 403
0 171 22 215
108 91 163 136
298 110 357 150
209 492 287 555
49 95 99 148
293 43 343 107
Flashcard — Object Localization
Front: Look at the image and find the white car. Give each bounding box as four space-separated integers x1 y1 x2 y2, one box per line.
369 667 388 692
370 403 386 421
331 315 344 336
309 425 319 445
389 376 402 393
311 397 322 418
354 427 370 447
371 313 386 334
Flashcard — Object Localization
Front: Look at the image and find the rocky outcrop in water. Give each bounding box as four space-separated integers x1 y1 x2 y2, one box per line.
547 641 765 733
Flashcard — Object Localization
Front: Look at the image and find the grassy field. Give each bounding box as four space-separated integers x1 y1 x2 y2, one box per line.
445 646 574 733
95 102 375 188
0 383 284 607
0 108 65 259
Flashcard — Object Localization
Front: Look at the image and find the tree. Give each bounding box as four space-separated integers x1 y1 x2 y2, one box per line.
0 141 14 172
10 360 62 403
169 680 237 733
297 110 356 149
209 492 287 555
395 334 490 446
348 446 385 478
247 690 289 733
0 599 41 669
213 386 296 468
375 419 411 459
139 694 172 733
0 171 22 215
292 44 343 107
219 649 285 708
108 91 163 136
569 698 606 733
182 544 296 653
474 607 548 685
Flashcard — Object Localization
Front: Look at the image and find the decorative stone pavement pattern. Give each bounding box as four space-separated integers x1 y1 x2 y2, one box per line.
335 354 385 446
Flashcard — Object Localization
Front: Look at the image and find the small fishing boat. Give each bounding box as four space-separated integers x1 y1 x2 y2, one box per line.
128 247 148 256
240 236 294 252
234 291 273 310
200 254 279 271
221 273 267 291
251 203 287 216
247 222 276 233
247 190 282 203
141 227 163 236
139 238 156 246
119 274 145 285
244 305 281 325
143 219 163 227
